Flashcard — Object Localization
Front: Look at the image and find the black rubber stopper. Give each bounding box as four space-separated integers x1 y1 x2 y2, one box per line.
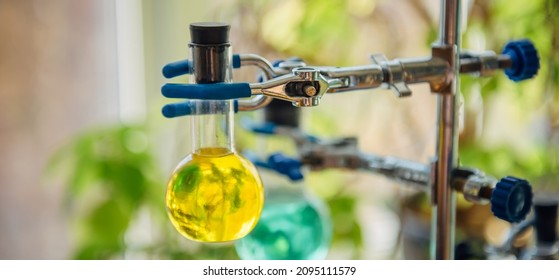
264 99 301 127
189 22 230 83
190 22 230 45
534 198 558 244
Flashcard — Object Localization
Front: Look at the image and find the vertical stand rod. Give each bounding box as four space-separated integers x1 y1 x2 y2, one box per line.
432 0 461 260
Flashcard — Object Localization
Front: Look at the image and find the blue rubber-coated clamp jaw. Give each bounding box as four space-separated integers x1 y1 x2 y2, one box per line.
244 151 304 181
162 54 242 78
161 83 252 100
161 66 340 108
162 100 239 118
241 119 277 135
267 153 304 181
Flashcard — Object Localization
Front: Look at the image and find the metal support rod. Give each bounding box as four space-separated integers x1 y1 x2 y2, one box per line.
360 154 431 188
460 55 512 74
360 153 496 203
432 0 461 260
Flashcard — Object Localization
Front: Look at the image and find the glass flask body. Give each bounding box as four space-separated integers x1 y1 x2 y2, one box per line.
165 43 264 243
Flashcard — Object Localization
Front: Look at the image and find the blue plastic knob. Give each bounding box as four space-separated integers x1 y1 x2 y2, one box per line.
490 176 533 223
502 39 540 82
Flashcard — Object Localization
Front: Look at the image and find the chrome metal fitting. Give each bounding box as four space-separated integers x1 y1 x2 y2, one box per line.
477 51 499 77
249 67 343 107
299 137 364 170
463 174 494 204
383 60 412 97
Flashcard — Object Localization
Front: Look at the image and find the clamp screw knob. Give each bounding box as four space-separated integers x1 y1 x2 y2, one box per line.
502 39 540 81
490 176 533 223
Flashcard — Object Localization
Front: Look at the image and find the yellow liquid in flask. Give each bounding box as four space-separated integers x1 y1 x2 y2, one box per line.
166 147 264 242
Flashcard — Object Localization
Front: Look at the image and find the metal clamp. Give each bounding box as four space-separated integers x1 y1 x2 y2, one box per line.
250 67 343 107
462 173 493 204
164 39 537 115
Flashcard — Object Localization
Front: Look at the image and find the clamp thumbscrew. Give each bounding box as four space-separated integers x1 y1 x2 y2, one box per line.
490 176 533 223
502 39 540 82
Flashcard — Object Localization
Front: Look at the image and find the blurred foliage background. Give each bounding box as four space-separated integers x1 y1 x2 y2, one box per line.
460 0 559 192
1 0 557 259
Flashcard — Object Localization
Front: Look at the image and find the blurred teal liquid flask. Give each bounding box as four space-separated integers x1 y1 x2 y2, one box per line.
235 175 332 260
234 99 332 260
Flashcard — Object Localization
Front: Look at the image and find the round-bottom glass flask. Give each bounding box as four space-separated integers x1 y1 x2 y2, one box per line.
166 147 264 242
165 22 264 243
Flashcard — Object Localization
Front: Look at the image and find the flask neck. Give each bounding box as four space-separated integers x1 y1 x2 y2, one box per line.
189 44 235 155
191 100 235 155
